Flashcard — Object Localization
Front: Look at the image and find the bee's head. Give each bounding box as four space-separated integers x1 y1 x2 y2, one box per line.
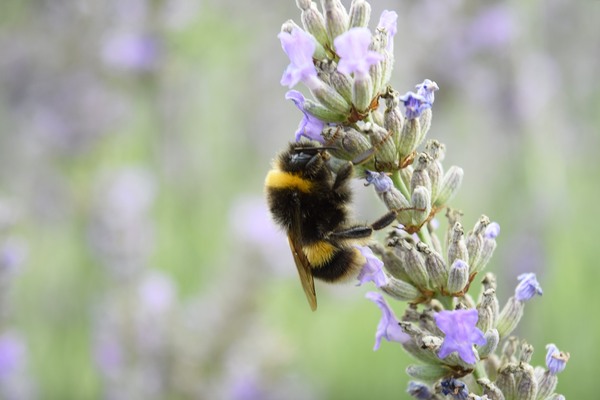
280 142 330 176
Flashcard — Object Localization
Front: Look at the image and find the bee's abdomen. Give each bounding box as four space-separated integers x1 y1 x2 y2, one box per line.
310 246 363 282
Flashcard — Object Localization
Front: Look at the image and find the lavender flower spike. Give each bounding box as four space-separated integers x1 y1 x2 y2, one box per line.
356 246 387 287
435 309 486 364
514 272 543 302
279 27 318 88
365 292 410 350
334 27 383 78
285 90 325 143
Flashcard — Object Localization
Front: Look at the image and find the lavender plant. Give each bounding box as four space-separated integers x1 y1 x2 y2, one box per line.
275 1 569 398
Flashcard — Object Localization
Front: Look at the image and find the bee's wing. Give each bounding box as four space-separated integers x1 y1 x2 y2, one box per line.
287 233 318 311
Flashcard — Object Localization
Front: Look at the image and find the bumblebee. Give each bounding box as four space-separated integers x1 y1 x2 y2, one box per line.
265 142 396 310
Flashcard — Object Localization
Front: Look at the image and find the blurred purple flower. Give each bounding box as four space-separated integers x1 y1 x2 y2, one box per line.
484 221 500 239
435 309 486 364
355 246 386 287
545 344 569 375
279 28 317 88
366 292 410 350
468 5 516 50
285 90 325 143
514 273 542 302
102 32 158 71
138 272 176 315
377 10 398 51
334 28 383 78
399 92 430 119
415 79 439 104
0 239 27 274
0 332 26 379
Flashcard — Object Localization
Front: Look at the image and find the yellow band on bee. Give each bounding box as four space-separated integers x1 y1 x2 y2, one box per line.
265 170 312 193
303 241 336 268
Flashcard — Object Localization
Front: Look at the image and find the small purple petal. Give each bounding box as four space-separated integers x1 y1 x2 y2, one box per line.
484 222 500 239
279 28 317 88
334 28 383 77
285 90 325 143
514 273 543 302
102 32 158 71
377 10 398 51
366 292 410 350
356 246 387 287
399 91 431 119
364 171 393 193
415 79 439 104
545 344 569 375
0 332 26 378
435 309 486 364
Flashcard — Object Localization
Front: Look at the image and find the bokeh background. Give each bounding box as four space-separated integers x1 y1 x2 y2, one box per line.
0 0 598 398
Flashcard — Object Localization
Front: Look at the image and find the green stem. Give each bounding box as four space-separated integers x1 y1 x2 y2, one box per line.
434 293 454 310
416 226 433 248
391 169 410 200
472 360 488 383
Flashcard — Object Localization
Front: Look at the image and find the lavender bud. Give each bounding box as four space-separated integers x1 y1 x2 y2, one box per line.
395 238 429 290
364 123 397 171
477 378 504 400
381 275 421 301
473 234 497 273
516 364 538 400
434 166 464 208
417 242 447 291
398 118 420 161
348 0 371 28
322 0 348 42
383 88 404 146
466 215 490 270
417 108 433 144
298 1 330 49
329 64 354 103
519 342 534 364
476 329 499 359
446 259 469 295
377 242 410 282
496 364 518 400
476 288 498 332
353 73 374 113
447 222 469 268
410 153 433 195
309 78 352 114
364 172 411 221
514 273 543 302
303 98 347 122
536 371 558 400
406 364 451 382
411 186 431 228
496 297 524 339
322 126 371 160
425 140 444 201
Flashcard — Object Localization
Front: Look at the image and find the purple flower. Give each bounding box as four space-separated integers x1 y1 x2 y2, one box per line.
377 10 398 51
407 381 435 399
279 28 317 88
366 292 410 350
102 32 158 71
415 79 439 104
399 91 431 120
0 332 26 378
435 309 486 364
364 171 393 193
356 246 386 287
285 90 325 143
545 344 569 375
514 273 543 302
484 222 500 239
440 378 469 400
334 27 383 78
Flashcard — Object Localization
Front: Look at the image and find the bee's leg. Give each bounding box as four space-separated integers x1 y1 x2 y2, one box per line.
329 225 373 239
332 161 353 192
370 210 399 230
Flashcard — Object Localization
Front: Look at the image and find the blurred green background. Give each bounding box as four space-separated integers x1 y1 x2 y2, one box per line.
0 0 598 398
